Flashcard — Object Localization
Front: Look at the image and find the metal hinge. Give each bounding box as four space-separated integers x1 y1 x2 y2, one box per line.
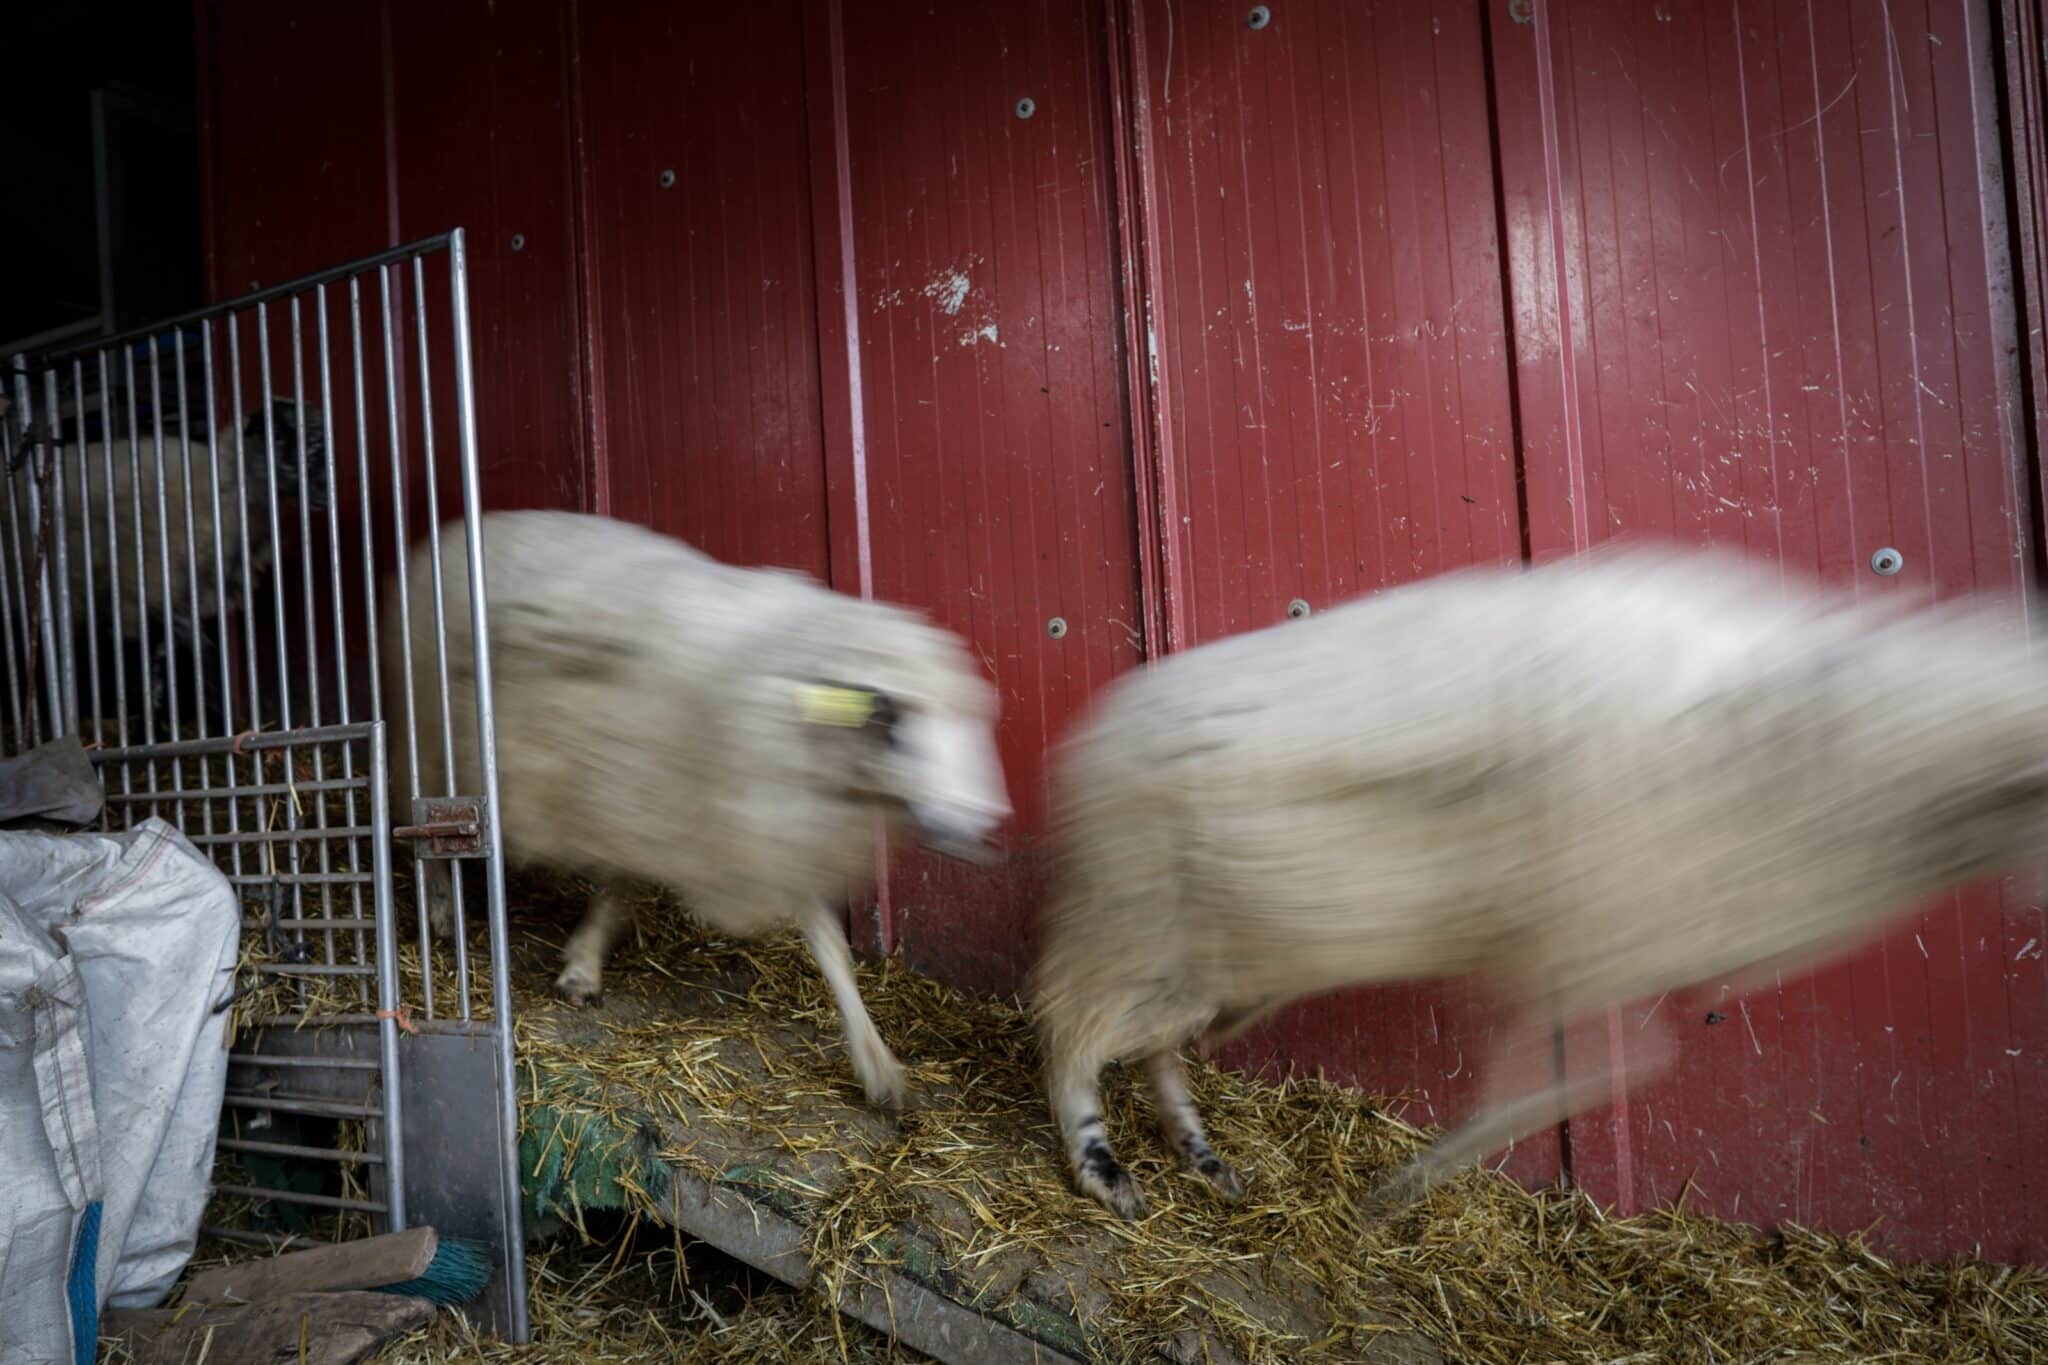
393 796 490 859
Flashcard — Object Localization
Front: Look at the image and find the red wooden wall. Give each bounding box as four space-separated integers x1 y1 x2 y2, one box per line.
196 0 2048 1262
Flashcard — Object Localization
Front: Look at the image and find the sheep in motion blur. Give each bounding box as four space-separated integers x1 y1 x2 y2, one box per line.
1031 546 2048 1220
396 510 1010 1112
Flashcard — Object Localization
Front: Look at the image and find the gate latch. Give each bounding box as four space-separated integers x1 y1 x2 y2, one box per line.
394 796 489 858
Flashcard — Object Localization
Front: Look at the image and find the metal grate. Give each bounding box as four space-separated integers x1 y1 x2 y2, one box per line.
0 230 529 1339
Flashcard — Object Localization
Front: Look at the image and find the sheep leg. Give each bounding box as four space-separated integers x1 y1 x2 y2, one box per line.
554 881 632 1006
420 859 456 939
1147 1049 1244 1202
1362 1006 1673 1220
798 901 908 1114
1049 1037 1147 1220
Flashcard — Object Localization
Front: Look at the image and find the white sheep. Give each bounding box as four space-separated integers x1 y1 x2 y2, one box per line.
1031 545 2048 1220
395 510 1011 1111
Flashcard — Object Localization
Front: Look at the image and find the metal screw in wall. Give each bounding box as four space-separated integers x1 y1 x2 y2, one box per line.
1046 616 1068 639
1869 547 1903 577
1508 0 1534 24
1015 97 1037 120
510 233 526 252
1247 6 1272 29
1286 598 1311 619
658 169 677 189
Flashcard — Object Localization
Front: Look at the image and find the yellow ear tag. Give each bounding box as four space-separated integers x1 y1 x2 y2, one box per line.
798 684 877 728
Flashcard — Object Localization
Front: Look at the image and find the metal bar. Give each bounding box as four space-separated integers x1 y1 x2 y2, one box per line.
148 339 183 820
200 320 245 882
317 284 369 1000
347 278 383 1005
348 277 384 741
123 346 155 795
20 361 64 744
290 297 337 972
413 254 472 1016
255 305 307 988
90 719 376 756
173 333 206 738
170 333 221 851
42 367 76 737
217 1137 385 1165
227 312 263 820
1 401 33 747
72 359 101 747
228 1053 381 1070
253 962 377 976
449 226 529 1337
231 872 379 888
102 775 364 802
99 348 129 768
0 419 24 745
370 719 407 1228
223 1093 379 1120
380 264 433 1021
212 1183 387 1215
26 234 460 369
240 916 378 932
192 824 375 845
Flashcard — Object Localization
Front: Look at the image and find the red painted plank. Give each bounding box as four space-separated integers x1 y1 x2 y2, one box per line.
197 1 394 299
1493 0 2041 1260
389 0 586 516
1132 0 1545 1183
828 0 1144 994
570 1 829 579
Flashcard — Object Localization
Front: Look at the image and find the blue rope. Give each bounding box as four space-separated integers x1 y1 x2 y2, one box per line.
66 1200 102 1365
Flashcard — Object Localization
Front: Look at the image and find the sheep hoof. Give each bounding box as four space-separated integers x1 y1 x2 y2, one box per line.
1359 1165 1428 1222
1079 1146 1147 1220
1096 1170 1148 1221
1195 1155 1246 1203
853 1047 909 1115
552 964 604 1008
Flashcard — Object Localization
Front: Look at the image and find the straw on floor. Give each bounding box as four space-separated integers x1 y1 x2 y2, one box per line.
400 872 2048 1365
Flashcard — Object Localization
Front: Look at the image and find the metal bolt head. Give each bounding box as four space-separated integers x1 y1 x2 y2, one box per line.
658 168 678 189
1046 616 1068 639
1286 598 1311 619
1869 547 1904 577
509 233 526 252
1247 5 1272 28
1015 97 1037 120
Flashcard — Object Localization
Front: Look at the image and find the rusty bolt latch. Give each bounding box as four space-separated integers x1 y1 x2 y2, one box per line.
394 796 489 859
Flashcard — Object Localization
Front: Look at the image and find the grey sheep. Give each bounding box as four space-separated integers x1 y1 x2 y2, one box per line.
1031 545 2048 1220
396 510 1010 1112
9 397 326 737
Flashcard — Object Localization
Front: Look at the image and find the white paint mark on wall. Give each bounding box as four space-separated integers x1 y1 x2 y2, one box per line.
927 269 972 316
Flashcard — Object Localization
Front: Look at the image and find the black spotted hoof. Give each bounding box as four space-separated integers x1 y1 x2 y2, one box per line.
1079 1139 1148 1220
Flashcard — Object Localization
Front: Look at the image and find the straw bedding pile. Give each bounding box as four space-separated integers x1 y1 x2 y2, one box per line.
195 852 2048 1363
348 872 2045 1364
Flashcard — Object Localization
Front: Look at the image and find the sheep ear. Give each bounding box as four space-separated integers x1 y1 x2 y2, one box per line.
796 682 899 740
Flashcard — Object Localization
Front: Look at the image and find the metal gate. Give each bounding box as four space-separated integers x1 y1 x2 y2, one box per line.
0 229 529 1339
